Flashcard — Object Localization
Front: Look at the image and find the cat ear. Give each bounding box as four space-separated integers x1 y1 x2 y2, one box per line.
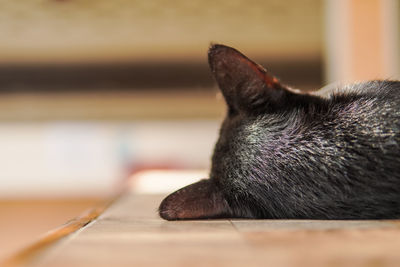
208 44 291 112
159 179 232 220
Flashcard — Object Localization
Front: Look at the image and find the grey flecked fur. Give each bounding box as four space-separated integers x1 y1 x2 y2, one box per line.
159 44 400 220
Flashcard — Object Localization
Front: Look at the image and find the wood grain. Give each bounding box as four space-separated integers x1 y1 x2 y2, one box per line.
1 198 116 267
4 193 400 267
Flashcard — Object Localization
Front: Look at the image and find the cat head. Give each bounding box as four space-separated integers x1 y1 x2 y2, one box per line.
159 44 320 220
159 44 400 220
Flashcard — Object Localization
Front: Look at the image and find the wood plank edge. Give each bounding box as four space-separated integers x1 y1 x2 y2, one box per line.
1 195 121 267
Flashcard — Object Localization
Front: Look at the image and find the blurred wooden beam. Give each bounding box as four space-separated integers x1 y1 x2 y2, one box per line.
325 0 399 82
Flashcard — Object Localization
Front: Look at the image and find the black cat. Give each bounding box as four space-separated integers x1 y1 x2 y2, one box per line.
159 44 400 220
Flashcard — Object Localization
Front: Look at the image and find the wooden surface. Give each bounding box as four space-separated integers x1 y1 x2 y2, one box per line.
0 199 101 262
7 193 400 267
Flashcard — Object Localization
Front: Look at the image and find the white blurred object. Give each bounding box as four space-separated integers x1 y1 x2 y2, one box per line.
129 169 207 194
0 120 219 198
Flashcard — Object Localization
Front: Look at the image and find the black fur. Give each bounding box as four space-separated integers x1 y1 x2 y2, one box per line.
159 44 400 220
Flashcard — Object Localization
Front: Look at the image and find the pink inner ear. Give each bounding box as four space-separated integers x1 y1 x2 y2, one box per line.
235 52 282 90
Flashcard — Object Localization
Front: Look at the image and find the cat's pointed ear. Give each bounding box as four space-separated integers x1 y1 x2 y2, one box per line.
159 179 232 220
208 44 291 112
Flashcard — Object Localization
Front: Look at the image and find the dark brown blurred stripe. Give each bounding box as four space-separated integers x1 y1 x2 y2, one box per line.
0 59 322 92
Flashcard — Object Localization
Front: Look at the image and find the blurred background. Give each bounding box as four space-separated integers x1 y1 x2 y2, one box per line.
0 0 399 261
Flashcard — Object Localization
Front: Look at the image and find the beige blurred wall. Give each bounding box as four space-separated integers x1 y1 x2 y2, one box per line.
0 0 323 63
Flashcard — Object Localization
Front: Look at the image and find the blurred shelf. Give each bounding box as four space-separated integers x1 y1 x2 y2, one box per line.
0 90 226 121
